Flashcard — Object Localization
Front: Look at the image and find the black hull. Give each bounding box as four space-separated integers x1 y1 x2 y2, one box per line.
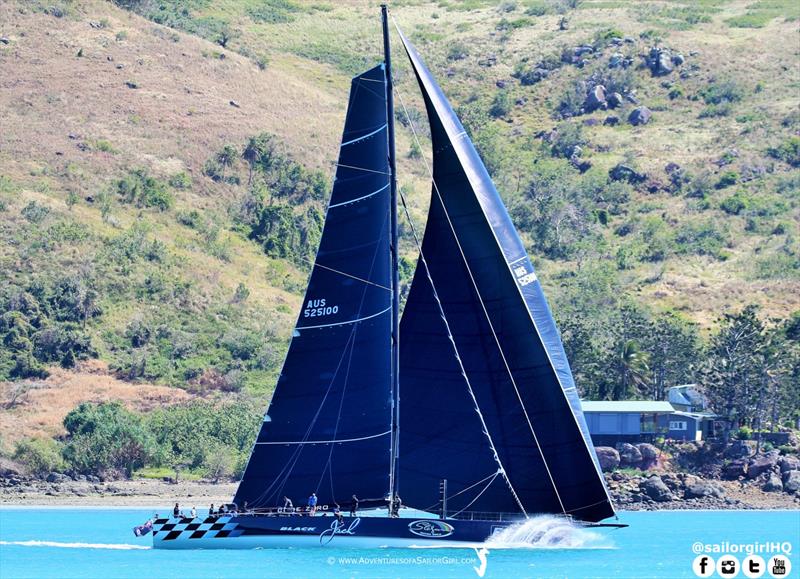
151 514 517 549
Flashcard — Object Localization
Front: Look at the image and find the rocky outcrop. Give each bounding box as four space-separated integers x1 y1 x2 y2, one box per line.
618 443 643 467
610 164 647 184
637 443 660 468
640 475 673 502
763 474 783 492
646 47 674 76
46 472 71 484
722 459 748 479
628 106 652 126
779 456 800 474
586 85 607 111
607 92 623 109
595 446 620 471
783 471 800 494
747 452 780 479
684 479 725 499
725 440 756 458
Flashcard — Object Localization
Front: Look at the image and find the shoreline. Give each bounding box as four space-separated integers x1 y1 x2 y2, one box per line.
1 478 798 511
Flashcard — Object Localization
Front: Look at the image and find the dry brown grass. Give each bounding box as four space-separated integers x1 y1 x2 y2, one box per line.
0 360 191 448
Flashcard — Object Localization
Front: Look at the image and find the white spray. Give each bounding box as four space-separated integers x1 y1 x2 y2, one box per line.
0 540 151 550
484 515 614 549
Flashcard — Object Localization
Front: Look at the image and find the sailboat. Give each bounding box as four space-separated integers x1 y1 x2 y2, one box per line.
150 6 621 549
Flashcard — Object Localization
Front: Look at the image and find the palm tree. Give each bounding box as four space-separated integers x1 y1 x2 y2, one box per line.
613 339 651 399
215 144 238 181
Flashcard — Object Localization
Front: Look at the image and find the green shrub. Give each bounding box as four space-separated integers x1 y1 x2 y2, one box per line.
675 220 729 258
21 201 50 224
115 169 174 211
699 80 744 105
699 103 733 118
489 90 511 118
62 402 153 478
13 438 66 476
735 426 753 440
550 121 584 158
768 137 800 167
720 193 749 215
168 171 192 190
715 171 739 189
557 80 586 117
447 42 469 61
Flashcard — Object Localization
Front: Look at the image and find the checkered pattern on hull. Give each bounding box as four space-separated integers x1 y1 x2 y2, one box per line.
152 516 243 541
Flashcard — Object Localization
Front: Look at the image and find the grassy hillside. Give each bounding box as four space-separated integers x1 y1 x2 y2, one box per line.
0 0 798 474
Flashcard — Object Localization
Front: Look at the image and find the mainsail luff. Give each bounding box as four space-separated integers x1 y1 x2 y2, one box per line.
233 64 394 510
396 30 615 522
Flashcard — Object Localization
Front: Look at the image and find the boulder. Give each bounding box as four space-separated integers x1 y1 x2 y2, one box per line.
607 92 623 109
684 480 725 499
660 473 681 491
725 440 756 459
610 164 647 184
603 115 619 126
647 48 673 76
495 80 506 89
586 85 607 111
722 459 747 479
763 474 783 492
671 53 685 66
747 452 780 479
574 44 594 57
640 476 673 502
609 53 624 68
595 446 620 472
628 106 652 126
779 456 800 474
783 470 800 494
45 472 71 484
637 443 660 468
618 443 643 467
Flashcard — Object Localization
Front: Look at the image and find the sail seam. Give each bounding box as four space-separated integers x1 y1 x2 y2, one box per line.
304 258 392 292
328 183 389 209
256 430 392 446
335 163 391 175
397 180 528 519
340 123 388 147
395 81 565 517
295 305 391 330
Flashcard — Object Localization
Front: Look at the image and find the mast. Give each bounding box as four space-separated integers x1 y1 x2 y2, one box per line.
382 4 401 507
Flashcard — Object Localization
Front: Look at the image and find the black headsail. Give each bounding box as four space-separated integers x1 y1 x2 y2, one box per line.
234 64 393 509
396 31 615 522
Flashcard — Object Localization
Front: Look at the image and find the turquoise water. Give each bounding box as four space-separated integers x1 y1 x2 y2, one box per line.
0 508 797 578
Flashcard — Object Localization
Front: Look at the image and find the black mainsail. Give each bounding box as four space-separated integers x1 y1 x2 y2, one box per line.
395 32 615 522
234 64 394 509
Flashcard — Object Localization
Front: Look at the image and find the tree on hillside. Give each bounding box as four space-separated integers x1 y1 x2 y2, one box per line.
242 133 277 186
612 339 651 400
699 305 798 440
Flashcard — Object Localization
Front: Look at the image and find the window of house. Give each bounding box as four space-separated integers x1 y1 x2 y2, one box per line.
669 420 687 431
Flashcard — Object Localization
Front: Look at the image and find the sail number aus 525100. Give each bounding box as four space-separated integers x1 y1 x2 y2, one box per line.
303 299 339 318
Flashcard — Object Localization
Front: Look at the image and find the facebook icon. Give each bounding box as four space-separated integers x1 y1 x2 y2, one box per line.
693 555 715 578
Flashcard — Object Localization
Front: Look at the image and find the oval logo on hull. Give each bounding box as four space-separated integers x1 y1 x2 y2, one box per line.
408 520 454 538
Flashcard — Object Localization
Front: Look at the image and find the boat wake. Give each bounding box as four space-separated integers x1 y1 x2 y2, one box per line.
0 540 151 550
484 515 614 550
